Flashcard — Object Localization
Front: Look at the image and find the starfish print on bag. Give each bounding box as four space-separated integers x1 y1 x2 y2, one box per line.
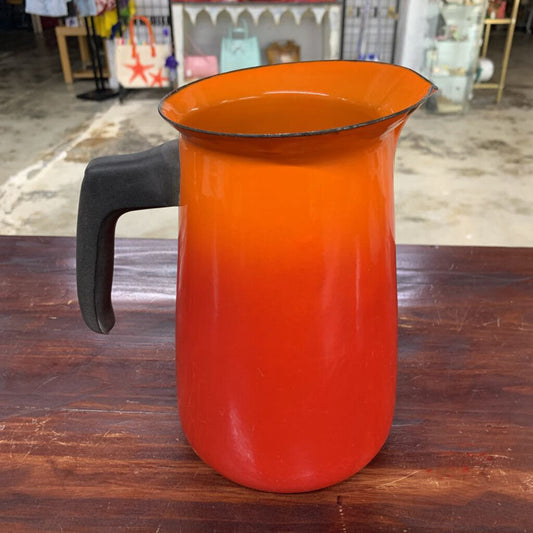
150 67 168 87
124 55 154 84
115 16 171 88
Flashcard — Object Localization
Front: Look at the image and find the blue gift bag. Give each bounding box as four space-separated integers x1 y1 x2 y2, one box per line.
220 22 261 73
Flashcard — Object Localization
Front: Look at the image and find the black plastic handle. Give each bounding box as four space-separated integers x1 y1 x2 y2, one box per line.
76 140 180 334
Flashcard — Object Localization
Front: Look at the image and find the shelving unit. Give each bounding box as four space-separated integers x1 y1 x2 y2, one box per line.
421 1 487 113
170 1 342 87
474 0 520 103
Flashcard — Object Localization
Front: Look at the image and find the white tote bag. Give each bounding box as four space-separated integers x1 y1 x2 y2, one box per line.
115 15 171 89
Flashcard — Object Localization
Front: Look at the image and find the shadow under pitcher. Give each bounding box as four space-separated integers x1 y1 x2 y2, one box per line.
76 61 436 493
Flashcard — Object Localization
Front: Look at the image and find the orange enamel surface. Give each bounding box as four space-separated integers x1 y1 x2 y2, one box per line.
160 61 435 136
160 62 434 492
178 93 378 135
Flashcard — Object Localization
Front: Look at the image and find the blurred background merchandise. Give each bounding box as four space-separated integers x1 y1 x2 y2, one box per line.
0 0 532 244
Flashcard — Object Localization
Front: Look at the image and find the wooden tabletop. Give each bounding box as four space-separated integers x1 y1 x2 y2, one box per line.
1 236 531 532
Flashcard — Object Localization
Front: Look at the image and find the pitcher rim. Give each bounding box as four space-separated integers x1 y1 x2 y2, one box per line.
159 60 437 139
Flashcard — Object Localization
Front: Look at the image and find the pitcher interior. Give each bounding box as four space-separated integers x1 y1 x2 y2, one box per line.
159 61 436 137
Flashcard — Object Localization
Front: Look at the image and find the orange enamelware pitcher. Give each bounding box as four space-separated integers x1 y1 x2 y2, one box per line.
77 61 436 493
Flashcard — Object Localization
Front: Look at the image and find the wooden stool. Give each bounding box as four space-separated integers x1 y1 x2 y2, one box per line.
55 25 108 84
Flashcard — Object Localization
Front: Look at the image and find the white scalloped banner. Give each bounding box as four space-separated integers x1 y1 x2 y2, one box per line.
182 3 337 26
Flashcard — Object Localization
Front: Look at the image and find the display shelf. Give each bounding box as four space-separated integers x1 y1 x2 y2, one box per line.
421 0 487 113
170 1 342 86
484 17 513 24
474 0 520 102
431 72 475 78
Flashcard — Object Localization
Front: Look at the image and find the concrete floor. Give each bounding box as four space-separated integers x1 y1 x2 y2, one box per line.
0 27 532 246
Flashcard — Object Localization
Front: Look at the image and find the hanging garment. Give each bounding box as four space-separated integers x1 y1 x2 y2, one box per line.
73 0 97 16
95 0 114 15
93 0 135 38
25 0 68 17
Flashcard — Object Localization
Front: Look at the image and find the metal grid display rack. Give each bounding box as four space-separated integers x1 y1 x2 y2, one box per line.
341 0 399 62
